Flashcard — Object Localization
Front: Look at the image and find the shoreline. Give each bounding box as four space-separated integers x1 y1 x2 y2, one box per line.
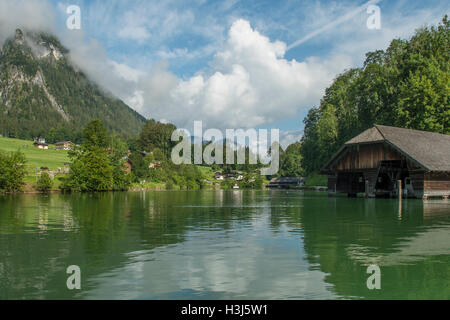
2 181 329 195
1 186 329 195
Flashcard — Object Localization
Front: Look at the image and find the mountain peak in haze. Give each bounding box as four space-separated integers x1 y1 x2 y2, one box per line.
14 29 24 42
0 29 146 140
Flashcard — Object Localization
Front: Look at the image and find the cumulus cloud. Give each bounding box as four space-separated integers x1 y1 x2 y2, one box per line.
135 19 352 130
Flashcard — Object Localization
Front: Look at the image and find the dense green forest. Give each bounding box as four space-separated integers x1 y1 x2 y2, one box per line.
300 16 449 175
0 29 146 142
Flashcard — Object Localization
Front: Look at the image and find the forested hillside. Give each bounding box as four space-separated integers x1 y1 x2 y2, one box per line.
301 16 449 175
0 29 146 142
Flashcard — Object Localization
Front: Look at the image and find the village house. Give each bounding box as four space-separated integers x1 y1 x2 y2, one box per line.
54 141 73 150
321 125 450 199
33 138 48 150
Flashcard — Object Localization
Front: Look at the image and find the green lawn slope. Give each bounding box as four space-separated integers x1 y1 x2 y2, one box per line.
0 136 70 175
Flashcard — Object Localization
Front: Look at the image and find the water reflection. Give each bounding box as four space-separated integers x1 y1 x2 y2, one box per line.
294 196 450 299
0 191 449 300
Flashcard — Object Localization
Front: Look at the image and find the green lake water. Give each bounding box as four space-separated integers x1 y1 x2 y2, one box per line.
0 190 449 300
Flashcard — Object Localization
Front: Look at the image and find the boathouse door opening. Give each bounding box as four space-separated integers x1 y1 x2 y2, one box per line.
374 160 410 197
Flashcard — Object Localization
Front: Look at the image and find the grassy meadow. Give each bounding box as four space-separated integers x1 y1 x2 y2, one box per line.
0 137 70 190
0 137 70 172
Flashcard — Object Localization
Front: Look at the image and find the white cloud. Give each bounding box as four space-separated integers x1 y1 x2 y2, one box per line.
136 19 352 130
118 25 150 42
110 61 145 83
0 0 56 44
280 130 303 149
114 3 196 44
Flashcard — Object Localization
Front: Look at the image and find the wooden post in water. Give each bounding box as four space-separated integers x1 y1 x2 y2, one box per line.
398 180 402 218
365 179 369 198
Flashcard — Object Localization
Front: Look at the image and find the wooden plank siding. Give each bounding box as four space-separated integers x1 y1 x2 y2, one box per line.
328 175 337 193
335 172 366 194
410 172 425 198
336 143 402 171
424 172 450 197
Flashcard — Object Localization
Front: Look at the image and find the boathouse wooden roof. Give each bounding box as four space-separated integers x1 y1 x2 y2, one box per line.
322 125 450 172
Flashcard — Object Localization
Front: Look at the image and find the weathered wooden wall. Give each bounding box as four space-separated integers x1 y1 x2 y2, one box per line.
328 175 337 193
336 172 365 194
424 172 450 196
335 143 402 171
410 172 425 198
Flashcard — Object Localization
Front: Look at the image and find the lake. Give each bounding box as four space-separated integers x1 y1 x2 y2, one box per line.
0 190 449 300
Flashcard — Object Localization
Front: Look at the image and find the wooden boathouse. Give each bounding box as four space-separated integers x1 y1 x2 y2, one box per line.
267 177 305 189
321 125 450 199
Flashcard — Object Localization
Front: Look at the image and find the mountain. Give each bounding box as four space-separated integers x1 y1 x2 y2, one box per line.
0 29 146 142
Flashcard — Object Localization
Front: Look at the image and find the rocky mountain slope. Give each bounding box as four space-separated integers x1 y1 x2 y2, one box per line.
0 29 146 141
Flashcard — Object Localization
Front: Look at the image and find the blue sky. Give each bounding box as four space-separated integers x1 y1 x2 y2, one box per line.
51 0 446 74
2 0 448 146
